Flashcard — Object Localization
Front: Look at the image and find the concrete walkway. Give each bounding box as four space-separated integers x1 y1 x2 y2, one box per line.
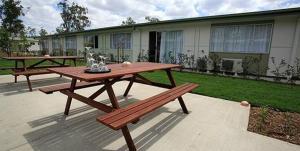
0 74 299 151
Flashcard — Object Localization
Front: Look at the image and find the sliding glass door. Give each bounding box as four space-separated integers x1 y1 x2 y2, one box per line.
159 31 183 63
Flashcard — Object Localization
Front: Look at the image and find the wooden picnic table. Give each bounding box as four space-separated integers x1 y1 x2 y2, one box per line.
1 56 83 91
39 62 198 151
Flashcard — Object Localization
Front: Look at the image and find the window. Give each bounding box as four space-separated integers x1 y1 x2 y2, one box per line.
40 40 49 51
52 38 61 50
84 35 99 49
210 23 273 53
110 33 132 49
159 31 183 63
65 36 77 50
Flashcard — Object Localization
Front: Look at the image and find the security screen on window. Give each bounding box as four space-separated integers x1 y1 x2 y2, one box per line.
210 23 273 53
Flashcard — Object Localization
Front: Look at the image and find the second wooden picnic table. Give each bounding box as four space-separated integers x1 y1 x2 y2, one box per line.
1 56 83 91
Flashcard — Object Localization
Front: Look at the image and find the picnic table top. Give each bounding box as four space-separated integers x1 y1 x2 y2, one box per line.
48 62 181 82
1 56 83 60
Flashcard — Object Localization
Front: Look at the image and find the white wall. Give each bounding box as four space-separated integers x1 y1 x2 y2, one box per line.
45 13 300 76
28 41 40 52
267 16 298 75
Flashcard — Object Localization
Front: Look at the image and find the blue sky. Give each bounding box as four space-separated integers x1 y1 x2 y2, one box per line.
16 0 300 34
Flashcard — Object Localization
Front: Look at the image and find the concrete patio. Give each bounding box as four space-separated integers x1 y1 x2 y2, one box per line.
0 74 299 151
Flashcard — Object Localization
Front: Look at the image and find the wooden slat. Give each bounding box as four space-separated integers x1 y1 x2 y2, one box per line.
39 81 103 94
60 90 114 113
97 83 198 130
103 84 198 130
39 74 134 94
13 69 51 76
98 83 191 121
1 56 83 60
0 67 15 70
27 65 70 69
48 63 181 82
102 84 196 124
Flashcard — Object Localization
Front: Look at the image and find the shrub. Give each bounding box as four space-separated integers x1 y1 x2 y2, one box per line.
242 56 253 76
270 57 287 82
137 49 148 62
178 53 188 68
196 55 208 71
208 53 221 73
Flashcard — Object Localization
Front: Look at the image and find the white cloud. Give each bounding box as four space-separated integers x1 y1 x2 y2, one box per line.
19 0 300 34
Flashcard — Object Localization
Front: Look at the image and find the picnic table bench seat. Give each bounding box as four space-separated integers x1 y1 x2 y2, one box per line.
97 83 198 130
39 74 134 94
12 69 51 76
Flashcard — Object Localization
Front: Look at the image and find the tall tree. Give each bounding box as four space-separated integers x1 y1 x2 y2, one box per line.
39 28 48 37
121 17 136 25
0 0 25 56
56 0 91 33
38 28 48 54
145 16 159 23
0 0 24 36
0 27 10 55
26 26 36 37
18 28 34 52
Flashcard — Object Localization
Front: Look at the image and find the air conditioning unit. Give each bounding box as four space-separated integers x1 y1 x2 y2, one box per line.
220 58 243 75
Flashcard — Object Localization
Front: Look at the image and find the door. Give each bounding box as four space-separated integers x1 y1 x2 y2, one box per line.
148 31 161 62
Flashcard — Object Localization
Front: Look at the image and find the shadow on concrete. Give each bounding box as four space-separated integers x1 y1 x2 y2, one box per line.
0 77 71 96
27 95 134 128
23 98 186 151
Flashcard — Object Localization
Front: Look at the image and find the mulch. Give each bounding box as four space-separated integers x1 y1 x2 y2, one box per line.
248 107 300 145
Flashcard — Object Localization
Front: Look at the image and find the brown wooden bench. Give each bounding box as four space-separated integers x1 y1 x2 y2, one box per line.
97 83 198 150
39 74 134 94
12 65 71 91
13 69 53 91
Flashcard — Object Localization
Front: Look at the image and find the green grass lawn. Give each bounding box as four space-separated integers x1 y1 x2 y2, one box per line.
1 58 299 113
141 71 300 113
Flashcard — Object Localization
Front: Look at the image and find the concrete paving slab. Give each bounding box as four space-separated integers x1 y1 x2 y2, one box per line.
0 74 299 151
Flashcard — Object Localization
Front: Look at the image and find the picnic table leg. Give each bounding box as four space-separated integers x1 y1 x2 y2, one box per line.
104 79 120 109
165 69 189 114
123 75 135 97
26 76 32 91
60 59 66 77
121 126 137 151
73 59 76 66
21 60 26 71
14 61 18 83
104 79 137 150
64 78 77 115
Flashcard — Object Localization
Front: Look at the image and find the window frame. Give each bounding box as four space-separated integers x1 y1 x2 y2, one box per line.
83 35 98 49
110 32 132 50
65 36 77 51
209 21 274 54
52 37 62 50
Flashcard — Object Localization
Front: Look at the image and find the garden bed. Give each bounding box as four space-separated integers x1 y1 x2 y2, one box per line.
248 107 300 145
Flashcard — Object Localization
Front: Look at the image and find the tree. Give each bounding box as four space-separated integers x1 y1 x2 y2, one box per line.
56 0 91 33
121 17 136 25
0 0 25 56
0 27 10 55
26 26 36 37
39 28 48 37
18 28 34 52
0 0 24 35
145 16 159 23
38 28 48 55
